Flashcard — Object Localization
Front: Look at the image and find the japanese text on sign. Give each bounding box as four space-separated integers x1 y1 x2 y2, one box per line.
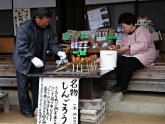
37 78 79 124
13 9 31 36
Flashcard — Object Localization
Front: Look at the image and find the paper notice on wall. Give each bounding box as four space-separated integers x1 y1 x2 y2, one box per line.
37 77 79 124
87 7 110 30
13 9 31 36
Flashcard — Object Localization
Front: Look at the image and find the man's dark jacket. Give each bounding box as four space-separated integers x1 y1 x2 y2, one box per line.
12 19 61 75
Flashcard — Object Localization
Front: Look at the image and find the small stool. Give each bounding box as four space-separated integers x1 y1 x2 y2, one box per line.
0 92 9 113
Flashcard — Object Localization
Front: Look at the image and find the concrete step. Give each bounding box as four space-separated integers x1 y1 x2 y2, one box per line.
106 92 165 115
1 89 165 116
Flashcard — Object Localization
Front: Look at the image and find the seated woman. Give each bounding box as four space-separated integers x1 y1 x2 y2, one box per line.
109 12 156 93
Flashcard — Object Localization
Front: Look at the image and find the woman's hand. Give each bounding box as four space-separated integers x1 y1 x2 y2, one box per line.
117 46 130 54
108 45 130 54
108 45 120 50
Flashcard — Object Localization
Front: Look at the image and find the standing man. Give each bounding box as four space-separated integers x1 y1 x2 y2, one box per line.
12 8 66 117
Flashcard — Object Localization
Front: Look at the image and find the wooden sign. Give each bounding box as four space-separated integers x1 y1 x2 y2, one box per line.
13 8 31 36
37 77 79 124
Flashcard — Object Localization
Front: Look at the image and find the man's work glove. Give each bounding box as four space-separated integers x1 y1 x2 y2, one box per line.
57 51 66 60
31 57 44 68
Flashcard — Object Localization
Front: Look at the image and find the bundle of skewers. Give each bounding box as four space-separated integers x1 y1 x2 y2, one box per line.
55 54 98 73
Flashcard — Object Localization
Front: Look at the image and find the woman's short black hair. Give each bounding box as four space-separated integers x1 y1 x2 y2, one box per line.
118 12 137 25
35 7 52 18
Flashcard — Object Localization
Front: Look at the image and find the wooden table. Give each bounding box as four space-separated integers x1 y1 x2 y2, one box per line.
0 56 111 99
28 65 112 99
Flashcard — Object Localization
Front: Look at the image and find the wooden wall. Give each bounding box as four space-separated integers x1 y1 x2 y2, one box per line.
0 37 15 54
85 1 165 32
160 33 165 52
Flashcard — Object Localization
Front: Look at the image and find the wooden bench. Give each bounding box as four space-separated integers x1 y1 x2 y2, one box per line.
99 64 165 92
0 62 17 87
0 92 9 113
0 60 165 99
0 61 58 87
